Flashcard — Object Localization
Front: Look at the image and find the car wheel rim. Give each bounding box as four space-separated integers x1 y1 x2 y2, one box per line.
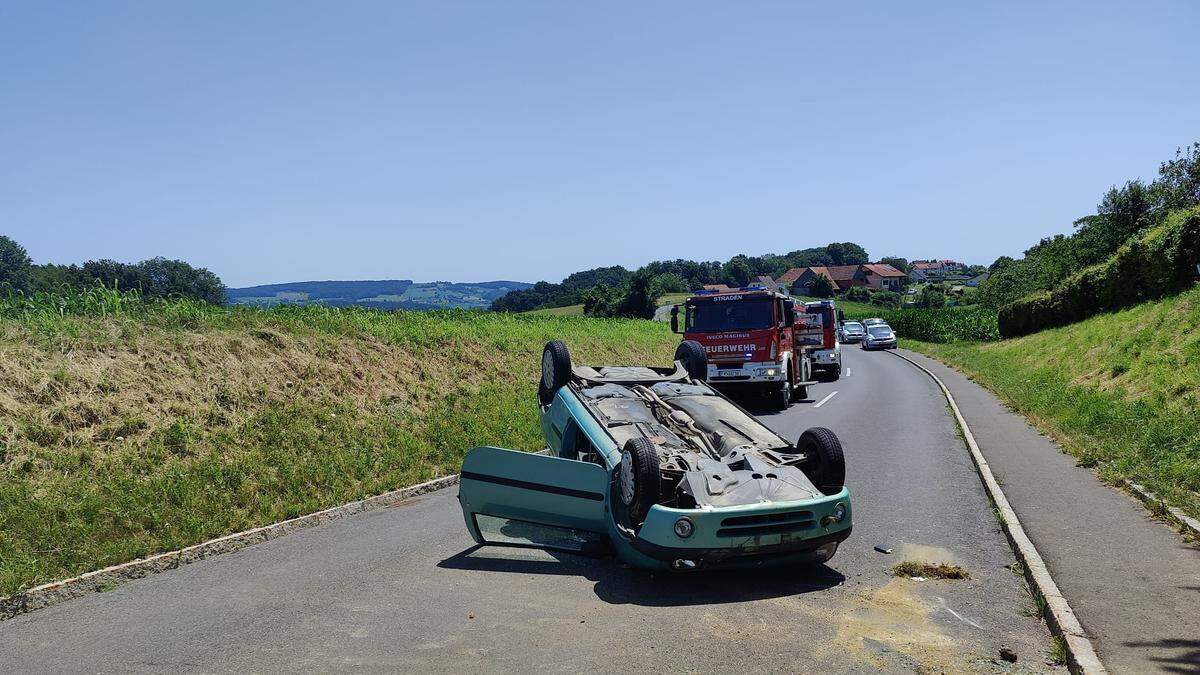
541 350 555 389
620 450 635 506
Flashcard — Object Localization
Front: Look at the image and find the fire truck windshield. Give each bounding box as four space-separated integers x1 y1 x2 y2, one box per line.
688 299 774 332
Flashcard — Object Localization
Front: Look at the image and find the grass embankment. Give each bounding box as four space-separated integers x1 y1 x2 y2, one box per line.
0 292 677 596
906 285 1200 519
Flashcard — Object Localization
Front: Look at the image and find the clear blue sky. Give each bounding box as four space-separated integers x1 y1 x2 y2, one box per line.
2 2 1197 287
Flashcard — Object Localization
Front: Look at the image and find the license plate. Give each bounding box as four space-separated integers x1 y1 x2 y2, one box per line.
717 369 741 377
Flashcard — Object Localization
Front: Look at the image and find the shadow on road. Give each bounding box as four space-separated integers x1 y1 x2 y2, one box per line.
438 545 845 607
1121 638 1200 674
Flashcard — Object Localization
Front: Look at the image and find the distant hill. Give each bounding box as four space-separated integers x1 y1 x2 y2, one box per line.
227 279 532 311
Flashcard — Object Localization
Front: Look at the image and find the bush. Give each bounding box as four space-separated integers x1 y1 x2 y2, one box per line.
844 286 871 302
870 290 900 308
999 208 1200 338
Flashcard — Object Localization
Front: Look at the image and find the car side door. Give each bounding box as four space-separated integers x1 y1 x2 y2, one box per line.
458 446 610 554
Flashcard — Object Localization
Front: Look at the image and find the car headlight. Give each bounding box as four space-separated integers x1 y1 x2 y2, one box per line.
673 517 694 538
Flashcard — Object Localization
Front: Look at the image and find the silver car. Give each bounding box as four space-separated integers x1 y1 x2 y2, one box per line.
861 324 897 350
839 321 866 343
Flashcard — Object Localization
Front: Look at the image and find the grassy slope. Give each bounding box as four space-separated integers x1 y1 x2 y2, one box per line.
0 303 677 595
906 285 1200 519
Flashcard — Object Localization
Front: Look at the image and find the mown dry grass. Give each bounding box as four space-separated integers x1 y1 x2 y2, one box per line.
906 284 1200 520
0 296 678 595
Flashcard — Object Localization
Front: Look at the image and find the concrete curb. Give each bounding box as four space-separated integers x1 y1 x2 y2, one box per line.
1124 481 1200 540
0 472 461 622
888 350 1106 675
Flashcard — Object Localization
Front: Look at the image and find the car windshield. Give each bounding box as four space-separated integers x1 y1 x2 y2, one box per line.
868 326 892 336
688 299 773 331
843 322 863 331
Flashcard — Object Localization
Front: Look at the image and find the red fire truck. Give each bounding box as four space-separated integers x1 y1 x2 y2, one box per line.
670 286 819 409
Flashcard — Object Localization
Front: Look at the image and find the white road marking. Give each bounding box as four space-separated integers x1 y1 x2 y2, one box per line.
845 367 851 377
813 391 838 408
935 598 984 630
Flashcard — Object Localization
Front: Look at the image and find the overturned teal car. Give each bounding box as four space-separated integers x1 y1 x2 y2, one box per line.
457 340 852 570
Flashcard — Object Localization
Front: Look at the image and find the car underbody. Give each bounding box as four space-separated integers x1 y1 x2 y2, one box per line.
571 366 826 510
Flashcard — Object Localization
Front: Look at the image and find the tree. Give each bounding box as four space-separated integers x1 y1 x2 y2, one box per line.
1153 142 1200 212
879 256 909 274
0 235 34 292
649 272 688 297
610 270 659 319
582 284 614 316
825 242 869 266
137 257 225 304
808 274 835 298
915 285 946 308
722 255 752 287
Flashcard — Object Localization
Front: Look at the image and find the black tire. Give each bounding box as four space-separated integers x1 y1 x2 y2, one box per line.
766 383 788 410
674 340 708 382
619 438 661 524
538 340 572 405
795 384 809 400
829 364 841 381
797 427 846 496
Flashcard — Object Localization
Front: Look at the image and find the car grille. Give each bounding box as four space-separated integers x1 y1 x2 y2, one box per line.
716 510 816 537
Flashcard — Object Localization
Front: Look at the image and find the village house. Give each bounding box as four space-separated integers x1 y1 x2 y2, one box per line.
781 263 907 295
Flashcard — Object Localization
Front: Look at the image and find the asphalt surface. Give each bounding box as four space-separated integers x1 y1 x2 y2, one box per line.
0 347 1059 673
900 350 1200 674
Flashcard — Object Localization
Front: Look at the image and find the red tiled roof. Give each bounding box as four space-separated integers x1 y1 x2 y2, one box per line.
862 263 906 277
777 267 805 283
825 265 861 282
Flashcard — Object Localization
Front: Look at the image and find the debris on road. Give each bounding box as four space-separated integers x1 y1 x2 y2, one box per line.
999 646 1018 662
874 545 893 554
891 561 970 580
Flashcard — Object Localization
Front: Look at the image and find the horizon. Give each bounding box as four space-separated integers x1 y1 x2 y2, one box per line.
3 2 1198 287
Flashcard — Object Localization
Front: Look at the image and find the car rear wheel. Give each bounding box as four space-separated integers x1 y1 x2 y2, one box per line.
674 340 708 382
538 340 572 406
619 438 660 524
797 427 846 496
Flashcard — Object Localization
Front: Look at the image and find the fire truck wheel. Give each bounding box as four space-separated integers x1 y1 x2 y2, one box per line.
674 340 708 382
771 384 790 410
539 340 573 405
795 384 809 400
619 438 661 524
797 427 846 496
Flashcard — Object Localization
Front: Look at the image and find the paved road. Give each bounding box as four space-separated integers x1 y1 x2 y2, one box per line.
901 349 1200 673
0 347 1058 673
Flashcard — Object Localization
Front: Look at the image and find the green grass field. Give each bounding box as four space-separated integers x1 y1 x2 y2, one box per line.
906 285 1200 519
0 291 678 596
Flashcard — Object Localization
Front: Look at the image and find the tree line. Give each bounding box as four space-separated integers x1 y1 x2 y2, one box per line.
0 236 226 304
490 242 870 317
978 142 1200 310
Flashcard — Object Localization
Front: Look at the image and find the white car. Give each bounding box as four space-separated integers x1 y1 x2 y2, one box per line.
861 324 897 350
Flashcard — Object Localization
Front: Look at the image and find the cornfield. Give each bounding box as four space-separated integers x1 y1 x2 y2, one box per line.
844 306 999 342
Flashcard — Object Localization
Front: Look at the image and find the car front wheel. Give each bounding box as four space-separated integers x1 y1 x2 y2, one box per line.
619 438 660 525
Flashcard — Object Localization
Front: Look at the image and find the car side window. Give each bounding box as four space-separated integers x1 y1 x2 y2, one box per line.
565 422 603 467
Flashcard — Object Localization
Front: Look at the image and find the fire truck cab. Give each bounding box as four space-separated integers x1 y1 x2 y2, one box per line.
670 286 817 409
803 300 843 380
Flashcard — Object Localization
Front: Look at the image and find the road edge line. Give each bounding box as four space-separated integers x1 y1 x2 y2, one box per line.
0 472 460 622
887 350 1106 675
